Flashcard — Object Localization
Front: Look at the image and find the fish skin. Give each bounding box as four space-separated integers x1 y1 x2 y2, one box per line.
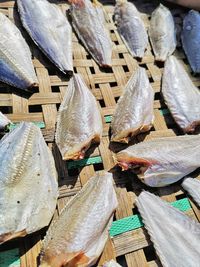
55 74 103 160
103 260 122 267
114 0 148 58
70 0 112 67
162 56 200 133
111 67 154 143
116 135 200 187
182 10 200 73
0 122 58 244
136 191 200 267
182 178 200 207
0 12 38 90
0 112 11 130
17 0 73 74
39 172 118 267
149 4 176 61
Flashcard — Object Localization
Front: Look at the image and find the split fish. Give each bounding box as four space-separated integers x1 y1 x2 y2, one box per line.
17 0 73 74
103 260 122 267
182 178 200 207
113 0 148 58
0 112 11 130
182 10 200 73
149 4 176 61
136 191 200 267
55 74 103 160
116 134 200 187
111 67 154 143
39 172 118 267
162 55 200 133
70 0 112 67
0 12 38 89
0 122 58 244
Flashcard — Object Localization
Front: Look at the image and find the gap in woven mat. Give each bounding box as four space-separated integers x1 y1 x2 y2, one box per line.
94 163 104 171
143 245 158 262
90 66 95 74
95 83 100 88
114 40 119 45
116 255 128 267
56 103 61 111
99 99 106 107
114 96 120 103
176 193 187 200
51 86 60 92
110 82 118 87
123 65 129 73
139 63 148 70
29 105 42 113
0 106 12 114
119 53 124 59
154 92 160 100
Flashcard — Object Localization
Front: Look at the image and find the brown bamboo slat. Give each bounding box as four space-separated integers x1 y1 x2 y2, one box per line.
0 1 200 266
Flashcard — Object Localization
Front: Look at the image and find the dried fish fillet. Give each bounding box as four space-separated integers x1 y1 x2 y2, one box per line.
103 260 122 267
0 12 38 89
116 135 200 187
182 10 200 73
0 112 11 130
17 0 73 74
111 67 154 143
0 122 58 244
162 55 200 133
70 0 112 67
114 0 148 58
136 191 200 267
182 178 200 207
149 4 176 61
39 172 118 267
55 74 102 160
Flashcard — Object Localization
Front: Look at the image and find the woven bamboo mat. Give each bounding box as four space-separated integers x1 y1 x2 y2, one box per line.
1 0 200 266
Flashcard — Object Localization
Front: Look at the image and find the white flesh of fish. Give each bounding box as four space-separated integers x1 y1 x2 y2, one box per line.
136 191 200 267
17 0 73 74
55 74 103 160
0 112 11 130
182 178 200 207
0 122 58 244
149 4 176 61
114 0 148 58
111 67 154 143
0 12 38 89
181 10 200 73
39 172 118 267
162 55 200 133
116 135 200 187
70 0 112 67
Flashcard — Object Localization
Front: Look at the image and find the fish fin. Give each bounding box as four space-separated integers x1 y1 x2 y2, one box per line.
0 229 27 244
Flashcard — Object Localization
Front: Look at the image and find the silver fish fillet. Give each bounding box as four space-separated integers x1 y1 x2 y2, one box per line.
116 135 200 187
17 0 73 74
114 0 148 58
136 191 200 267
162 55 200 133
182 10 200 73
0 12 38 89
70 0 112 67
39 172 118 267
0 112 11 130
182 178 200 207
111 67 154 143
103 260 122 267
0 122 58 244
149 4 176 61
55 74 103 160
